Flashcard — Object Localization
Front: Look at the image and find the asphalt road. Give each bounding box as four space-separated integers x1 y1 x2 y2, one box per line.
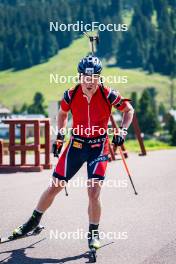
0 149 176 264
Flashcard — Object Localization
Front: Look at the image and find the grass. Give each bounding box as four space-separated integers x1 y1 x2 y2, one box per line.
125 139 176 152
4 137 175 153
0 35 175 109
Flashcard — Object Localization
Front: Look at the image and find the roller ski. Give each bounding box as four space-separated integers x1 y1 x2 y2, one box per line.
0 225 44 244
0 210 44 244
88 226 100 263
89 238 100 262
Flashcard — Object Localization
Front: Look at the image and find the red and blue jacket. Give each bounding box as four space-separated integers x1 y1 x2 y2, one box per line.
60 84 128 138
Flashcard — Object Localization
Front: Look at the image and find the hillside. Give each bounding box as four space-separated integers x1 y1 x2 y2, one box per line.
0 36 173 109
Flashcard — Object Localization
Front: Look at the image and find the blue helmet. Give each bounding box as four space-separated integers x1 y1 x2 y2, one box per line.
78 55 102 75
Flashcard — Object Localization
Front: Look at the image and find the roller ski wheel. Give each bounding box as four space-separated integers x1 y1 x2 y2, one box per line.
89 246 97 263
31 225 44 235
89 237 100 262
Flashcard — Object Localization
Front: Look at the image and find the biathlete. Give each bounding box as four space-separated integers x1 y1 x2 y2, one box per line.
12 55 134 250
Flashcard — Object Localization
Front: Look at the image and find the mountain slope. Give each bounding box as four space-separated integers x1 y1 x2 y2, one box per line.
0 36 173 109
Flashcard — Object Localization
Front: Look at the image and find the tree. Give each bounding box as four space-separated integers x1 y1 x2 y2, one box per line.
28 92 47 116
158 102 166 116
20 103 28 113
128 91 138 137
3 46 13 69
0 42 3 70
117 0 174 75
12 105 19 114
42 32 58 59
117 28 145 68
117 3 154 69
153 0 167 20
171 126 176 146
147 87 158 112
141 0 154 19
20 46 33 69
32 37 42 65
165 114 175 134
138 89 158 134
131 91 138 111
0 0 175 75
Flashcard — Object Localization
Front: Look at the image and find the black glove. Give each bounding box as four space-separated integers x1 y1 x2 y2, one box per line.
52 132 65 157
112 128 127 146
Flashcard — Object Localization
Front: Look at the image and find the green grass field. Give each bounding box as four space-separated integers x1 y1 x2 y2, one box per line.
0 35 175 109
4 138 175 152
125 139 175 152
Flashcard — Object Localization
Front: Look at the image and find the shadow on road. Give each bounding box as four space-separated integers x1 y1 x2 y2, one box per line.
141 238 176 264
0 239 114 263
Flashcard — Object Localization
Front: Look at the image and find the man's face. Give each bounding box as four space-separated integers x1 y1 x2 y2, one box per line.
80 74 100 96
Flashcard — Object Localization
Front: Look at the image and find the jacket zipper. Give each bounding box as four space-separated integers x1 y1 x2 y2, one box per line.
88 102 90 136
84 95 91 137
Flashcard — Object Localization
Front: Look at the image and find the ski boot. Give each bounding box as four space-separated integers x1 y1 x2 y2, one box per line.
12 211 42 238
88 227 100 262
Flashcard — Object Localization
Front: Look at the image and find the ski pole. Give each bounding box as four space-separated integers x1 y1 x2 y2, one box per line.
118 146 138 195
53 140 69 196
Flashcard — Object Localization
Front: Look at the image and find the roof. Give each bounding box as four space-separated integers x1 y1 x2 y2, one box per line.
0 105 11 114
169 109 176 120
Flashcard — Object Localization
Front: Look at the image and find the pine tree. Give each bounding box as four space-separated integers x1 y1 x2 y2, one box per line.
140 0 154 19
138 89 158 134
117 28 144 68
117 3 154 69
12 105 19 114
20 103 28 113
0 42 3 70
3 46 13 69
131 91 138 111
171 126 176 146
166 114 175 134
153 0 167 20
28 92 47 116
0 0 175 75
158 103 166 116
42 32 58 60
20 46 33 69
147 87 158 112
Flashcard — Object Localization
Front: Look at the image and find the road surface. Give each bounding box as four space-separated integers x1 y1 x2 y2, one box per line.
0 149 176 264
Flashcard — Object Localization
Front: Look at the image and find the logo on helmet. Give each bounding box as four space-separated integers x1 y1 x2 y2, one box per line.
85 68 94 75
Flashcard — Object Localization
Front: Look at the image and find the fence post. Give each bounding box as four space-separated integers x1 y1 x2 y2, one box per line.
0 140 3 165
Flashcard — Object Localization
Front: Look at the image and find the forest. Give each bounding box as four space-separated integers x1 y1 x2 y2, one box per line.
0 0 175 76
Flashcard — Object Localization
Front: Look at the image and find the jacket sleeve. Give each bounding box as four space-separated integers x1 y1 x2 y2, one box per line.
106 88 131 111
60 90 71 112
